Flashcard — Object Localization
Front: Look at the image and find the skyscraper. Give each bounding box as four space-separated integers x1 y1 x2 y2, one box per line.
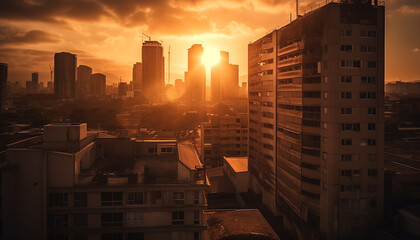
54 52 77 99
211 51 239 102
77 65 92 98
133 62 142 93
0 63 7 115
142 41 164 101
31 72 39 93
185 44 206 104
91 73 106 97
248 1 384 239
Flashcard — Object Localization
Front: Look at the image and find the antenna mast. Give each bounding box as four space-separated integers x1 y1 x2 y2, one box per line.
49 64 53 92
296 0 299 19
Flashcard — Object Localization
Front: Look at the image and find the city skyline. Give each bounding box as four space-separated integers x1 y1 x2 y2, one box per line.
0 0 419 85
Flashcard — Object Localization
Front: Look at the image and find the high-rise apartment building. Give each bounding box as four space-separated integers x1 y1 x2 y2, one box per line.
1 123 208 240
91 73 106 97
142 41 164 101
248 1 384 239
77 65 92 98
32 72 39 92
211 51 239 102
0 63 7 114
54 52 77 99
200 113 248 167
133 62 143 93
185 44 206 104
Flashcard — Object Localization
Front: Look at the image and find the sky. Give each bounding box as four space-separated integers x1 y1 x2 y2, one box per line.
0 0 419 85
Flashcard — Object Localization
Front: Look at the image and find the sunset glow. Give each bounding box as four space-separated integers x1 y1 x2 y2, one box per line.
202 48 220 69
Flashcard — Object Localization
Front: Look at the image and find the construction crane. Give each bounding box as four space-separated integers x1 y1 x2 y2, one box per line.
142 33 151 41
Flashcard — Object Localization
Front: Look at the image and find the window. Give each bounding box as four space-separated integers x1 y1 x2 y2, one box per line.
126 212 144 226
368 61 377 68
73 214 87 227
368 185 377 193
323 122 328 129
323 107 328 114
126 233 144 240
127 192 144 205
341 123 359 131
368 123 376 130
340 170 352 177
367 139 377 146
48 214 68 227
360 92 376 99
341 154 352 161
341 108 352 114
340 45 353 52
361 30 376 38
73 192 87 207
101 192 123 206
263 133 274 140
194 211 200 224
342 29 352 37
101 233 123 240
101 213 123 227
341 60 360 68
340 76 352 83
368 169 378 177
194 232 200 240
48 193 68 207
324 91 328 99
263 123 274 129
361 45 376 53
172 211 184 225
303 91 321 98
368 108 376 115
341 92 352 99
361 76 377 84
340 185 352 192
194 191 200 204
173 192 185 205
353 170 360 176
341 139 352 146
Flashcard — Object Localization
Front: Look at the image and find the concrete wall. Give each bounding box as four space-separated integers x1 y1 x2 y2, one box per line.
47 151 74 187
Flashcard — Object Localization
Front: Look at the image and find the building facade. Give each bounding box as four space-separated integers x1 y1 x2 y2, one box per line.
200 113 248 167
133 62 143 95
91 73 106 97
1 123 208 240
185 44 206 104
211 51 239 102
248 1 384 239
142 41 164 102
54 52 77 99
77 65 93 99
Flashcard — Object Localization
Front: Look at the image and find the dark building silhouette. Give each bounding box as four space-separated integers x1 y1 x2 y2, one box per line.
185 44 206 104
31 72 39 93
142 41 164 101
211 51 239 102
77 65 92 98
0 63 7 114
118 82 128 96
133 62 142 92
248 1 384 239
54 52 77 99
90 73 106 97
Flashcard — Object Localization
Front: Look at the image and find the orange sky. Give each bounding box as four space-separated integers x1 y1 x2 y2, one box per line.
1 0 420 85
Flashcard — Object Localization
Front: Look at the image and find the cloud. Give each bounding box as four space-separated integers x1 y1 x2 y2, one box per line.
0 26 60 46
397 5 420 14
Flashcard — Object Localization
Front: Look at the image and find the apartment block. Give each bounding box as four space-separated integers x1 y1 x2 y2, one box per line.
1 123 208 240
200 114 248 167
248 1 384 239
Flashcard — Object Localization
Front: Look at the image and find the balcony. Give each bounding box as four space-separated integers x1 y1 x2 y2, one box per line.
277 55 302 68
278 41 304 56
278 69 302 79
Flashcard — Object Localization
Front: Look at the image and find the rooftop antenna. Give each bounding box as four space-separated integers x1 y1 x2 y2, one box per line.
142 33 151 41
49 64 53 92
296 0 299 19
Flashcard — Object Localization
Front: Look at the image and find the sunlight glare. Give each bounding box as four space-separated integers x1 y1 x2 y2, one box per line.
201 47 220 68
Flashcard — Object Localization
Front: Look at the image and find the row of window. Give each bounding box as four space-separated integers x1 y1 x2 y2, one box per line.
341 29 377 38
341 138 377 146
340 60 377 68
48 191 200 208
340 153 377 162
340 45 377 53
341 123 376 131
341 75 377 84
340 169 378 177
340 184 378 193
340 107 376 115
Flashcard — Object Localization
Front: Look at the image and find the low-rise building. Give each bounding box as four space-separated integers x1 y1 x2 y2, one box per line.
223 157 249 193
1 123 209 240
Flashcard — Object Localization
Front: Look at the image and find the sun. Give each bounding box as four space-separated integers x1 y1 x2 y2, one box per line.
201 47 220 69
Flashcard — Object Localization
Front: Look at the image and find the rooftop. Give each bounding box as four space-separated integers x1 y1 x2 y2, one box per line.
178 142 202 170
224 157 248 173
204 209 280 240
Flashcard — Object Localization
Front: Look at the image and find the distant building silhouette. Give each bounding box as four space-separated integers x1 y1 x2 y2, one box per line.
77 65 92 98
211 51 239 102
118 82 128 96
0 63 7 114
90 73 106 97
132 62 142 95
248 1 384 239
31 72 39 93
54 52 77 99
185 44 206 104
142 41 164 101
